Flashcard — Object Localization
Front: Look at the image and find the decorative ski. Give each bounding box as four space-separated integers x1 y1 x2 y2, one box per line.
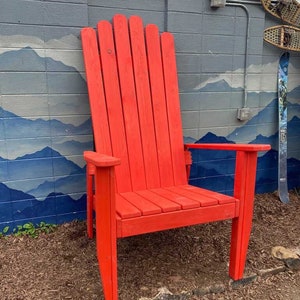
277 52 290 203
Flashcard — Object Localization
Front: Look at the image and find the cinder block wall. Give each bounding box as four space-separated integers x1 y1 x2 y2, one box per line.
0 0 299 230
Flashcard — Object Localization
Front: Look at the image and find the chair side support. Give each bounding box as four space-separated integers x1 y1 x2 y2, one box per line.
84 151 120 299
185 143 271 280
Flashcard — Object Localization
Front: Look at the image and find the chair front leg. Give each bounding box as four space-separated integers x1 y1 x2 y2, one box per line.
229 150 258 280
94 166 118 300
86 163 95 238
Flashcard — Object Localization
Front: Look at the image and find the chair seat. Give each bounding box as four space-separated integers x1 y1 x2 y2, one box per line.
115 185 238 238
116 185 237 219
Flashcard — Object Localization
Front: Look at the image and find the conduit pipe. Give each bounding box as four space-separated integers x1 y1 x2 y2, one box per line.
226 1 251 109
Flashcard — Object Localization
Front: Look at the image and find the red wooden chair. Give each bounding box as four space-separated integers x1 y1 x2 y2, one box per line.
81 14 270 299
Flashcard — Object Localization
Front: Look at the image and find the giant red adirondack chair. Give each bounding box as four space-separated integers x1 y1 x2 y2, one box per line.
81 14 270 299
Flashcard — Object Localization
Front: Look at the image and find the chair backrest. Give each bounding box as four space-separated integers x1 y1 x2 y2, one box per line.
81 14 187 193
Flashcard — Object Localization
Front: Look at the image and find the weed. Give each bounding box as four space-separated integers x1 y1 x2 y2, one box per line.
0 226 10 238
12 222 57 238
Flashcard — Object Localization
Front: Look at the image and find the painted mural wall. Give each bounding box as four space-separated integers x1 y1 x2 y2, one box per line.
0 0 299 231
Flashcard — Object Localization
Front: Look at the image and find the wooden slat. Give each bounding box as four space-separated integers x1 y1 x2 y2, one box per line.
165 186 219 207
161 32 187 185
118 203 237 238
182 185 236 204
151 188 200 209
113 14 147 191
97 20 132 192
80 28 112 155
136 190 181 212
129 15 161 189
145 24 174 187
116 194 142 219
120 192 162 216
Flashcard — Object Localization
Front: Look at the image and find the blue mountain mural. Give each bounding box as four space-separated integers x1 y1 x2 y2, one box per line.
1 178 86 224
27 171 86 200
1 107 92 139
0 182 35 203
188 131 300 195
0 48 299 230
197 79 243 92
17 193 86 222
4 147 84 182
0 46 77 72
53 139 94 156
2 147 86 198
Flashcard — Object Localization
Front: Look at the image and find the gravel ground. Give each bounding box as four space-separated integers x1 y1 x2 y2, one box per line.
0 190 299 299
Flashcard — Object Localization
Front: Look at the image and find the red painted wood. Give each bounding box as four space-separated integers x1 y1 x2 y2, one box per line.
165 186 219 207
97 20 132 192
182 185 236 204
86 162 94 238
136 190 181 212
118 203 238 238
113 15 147 191
81 15 271 299
115 194 142 219
145 24 174 186
229 151 258 279
84 151 121 167
184 149 192 180
129 16 161 189
94 165 118 300
185 143 271 152
161 32 187 185
151 188 200 209
120 192 162 216
80 28 112 155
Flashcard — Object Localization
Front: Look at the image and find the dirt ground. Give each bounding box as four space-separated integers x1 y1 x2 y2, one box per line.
0 190 300 300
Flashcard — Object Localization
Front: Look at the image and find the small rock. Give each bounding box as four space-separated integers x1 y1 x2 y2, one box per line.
284 258 300 271
271 246 299 260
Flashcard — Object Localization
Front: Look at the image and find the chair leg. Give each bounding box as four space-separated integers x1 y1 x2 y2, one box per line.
94 166 118 299
96 222 118 300
229 151 258 280
229 214 253 280
86 164 94 238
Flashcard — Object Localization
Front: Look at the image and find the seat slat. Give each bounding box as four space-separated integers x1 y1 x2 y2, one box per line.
136 190 181 212
120 192 162 216
181 185 237 204
116 194 142 219
165 186 219 207
151 188 200 209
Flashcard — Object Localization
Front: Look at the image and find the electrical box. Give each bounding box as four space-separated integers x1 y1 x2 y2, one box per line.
237 107 251 121
211 0 226 8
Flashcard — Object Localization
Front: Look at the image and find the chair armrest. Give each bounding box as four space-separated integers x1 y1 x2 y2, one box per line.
184 143 271 152
84 151 121 167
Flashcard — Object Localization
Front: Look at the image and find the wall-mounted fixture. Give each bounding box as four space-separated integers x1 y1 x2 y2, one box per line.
211 0 226 8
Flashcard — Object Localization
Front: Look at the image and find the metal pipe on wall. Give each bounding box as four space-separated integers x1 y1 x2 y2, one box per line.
226 1 250 108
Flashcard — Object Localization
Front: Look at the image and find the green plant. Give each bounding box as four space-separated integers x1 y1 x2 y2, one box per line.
38 221 57 234
0 226 10 238
12 222 57 238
